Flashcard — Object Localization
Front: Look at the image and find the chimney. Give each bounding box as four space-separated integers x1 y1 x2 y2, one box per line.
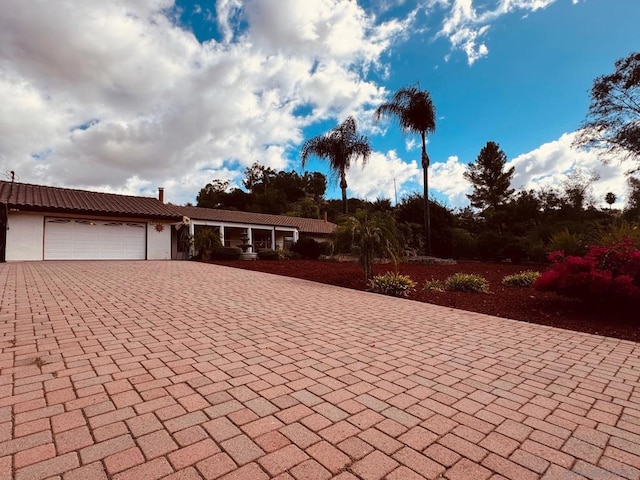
323 211 328 223
158 187 164 203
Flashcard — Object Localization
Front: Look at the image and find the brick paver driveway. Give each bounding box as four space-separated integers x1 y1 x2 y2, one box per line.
1 262 639 480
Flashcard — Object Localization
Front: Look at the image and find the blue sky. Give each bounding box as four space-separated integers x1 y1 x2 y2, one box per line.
0 0 638 209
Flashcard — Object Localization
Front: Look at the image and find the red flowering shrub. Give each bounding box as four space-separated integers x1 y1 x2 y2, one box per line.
534 238 640 303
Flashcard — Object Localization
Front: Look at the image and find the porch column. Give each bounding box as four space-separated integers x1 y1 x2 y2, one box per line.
220 225 225 247
247 227 253 252
189 222 195 257
271 227 276 250
293 229 299 243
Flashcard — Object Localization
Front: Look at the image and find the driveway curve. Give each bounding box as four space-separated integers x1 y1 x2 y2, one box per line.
0 261 639 480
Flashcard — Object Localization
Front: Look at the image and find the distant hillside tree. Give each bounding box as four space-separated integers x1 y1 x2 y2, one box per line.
605 192 617 209
464 141 515 210
574 52 640 171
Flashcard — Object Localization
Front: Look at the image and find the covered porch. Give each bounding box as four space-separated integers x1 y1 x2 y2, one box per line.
190 220 299 253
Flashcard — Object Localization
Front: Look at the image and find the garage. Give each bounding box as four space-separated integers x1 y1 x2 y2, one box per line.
44 217 147 260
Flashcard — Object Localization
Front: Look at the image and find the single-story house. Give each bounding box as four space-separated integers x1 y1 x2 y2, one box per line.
0 180 337 262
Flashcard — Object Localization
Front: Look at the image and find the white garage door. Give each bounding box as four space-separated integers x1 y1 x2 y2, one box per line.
44 218 146 260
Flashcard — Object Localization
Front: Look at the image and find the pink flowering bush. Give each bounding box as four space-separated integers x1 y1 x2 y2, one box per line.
534 238 640 303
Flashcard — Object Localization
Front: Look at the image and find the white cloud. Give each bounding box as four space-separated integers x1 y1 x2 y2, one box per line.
430 155 472 206
346 150 420 202
507 132 628 208
431 131 629 209
0 0 411 204
429 0 561 64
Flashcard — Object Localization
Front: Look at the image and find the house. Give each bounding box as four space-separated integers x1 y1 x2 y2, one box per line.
0 180 337 262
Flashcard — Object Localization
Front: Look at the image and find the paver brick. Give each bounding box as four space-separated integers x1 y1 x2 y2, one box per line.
137 430 179 459
350 450 399 480
168 439 221 470
290 459 331 480
258 444 309 476
196 452 237 479
218 463 269 480
63 461 108 480
112 457 173 480
15 452 79 480
445 458 492 480
306 440 351 474
393 446 446 478
221 434 265 466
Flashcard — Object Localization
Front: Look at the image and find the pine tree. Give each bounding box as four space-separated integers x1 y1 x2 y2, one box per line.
464 141 515 210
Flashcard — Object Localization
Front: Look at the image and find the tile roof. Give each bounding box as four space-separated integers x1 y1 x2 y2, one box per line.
179 205 337 235
0 181 182 221
0 181 337 234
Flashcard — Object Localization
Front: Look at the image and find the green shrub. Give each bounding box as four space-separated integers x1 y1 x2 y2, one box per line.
503 240 527 264
423 278 445 292
193 228 222 260
444 273 489 293
290 237 322 259
257 249 280 260
450 228 477 259
368 272 416 298
318 241 334 256
502 270 540 287
547 228 585 256
476 231 504 261
210 246 241 260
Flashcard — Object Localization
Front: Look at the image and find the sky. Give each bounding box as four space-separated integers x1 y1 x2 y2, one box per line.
1 0 638 210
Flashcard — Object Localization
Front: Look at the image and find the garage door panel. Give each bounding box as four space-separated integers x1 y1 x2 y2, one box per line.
44 218 146 260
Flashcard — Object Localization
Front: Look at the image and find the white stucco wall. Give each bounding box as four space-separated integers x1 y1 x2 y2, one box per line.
6 213 44 261
147 222 172 260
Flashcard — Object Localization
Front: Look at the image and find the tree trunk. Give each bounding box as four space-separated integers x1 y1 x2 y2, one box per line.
340 172 348 215
421 132 432 256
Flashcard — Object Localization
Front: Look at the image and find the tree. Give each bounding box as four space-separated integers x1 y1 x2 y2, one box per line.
335 211 404 281
196 179 230 208
574 52 640 170
243 162 276 194
463 141 515 211
562 168 600 211
375 85 436 255
605 192 617 209
301 116 371 215
623 176 640 221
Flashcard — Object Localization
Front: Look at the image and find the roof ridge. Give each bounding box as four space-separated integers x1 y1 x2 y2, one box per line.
0 180 158 201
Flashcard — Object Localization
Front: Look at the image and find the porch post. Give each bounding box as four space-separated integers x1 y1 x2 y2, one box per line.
271 227 276 250
189 221 195 257
247 227 253 252
220 225 225 247
293 229 299 243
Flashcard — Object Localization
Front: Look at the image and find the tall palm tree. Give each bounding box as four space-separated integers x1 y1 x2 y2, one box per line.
301 116 371 215
374 86 436 255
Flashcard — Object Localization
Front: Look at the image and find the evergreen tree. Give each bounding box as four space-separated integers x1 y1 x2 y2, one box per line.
464 141 515 210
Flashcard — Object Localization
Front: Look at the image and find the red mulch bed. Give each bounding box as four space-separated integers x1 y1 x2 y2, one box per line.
206 259 638 342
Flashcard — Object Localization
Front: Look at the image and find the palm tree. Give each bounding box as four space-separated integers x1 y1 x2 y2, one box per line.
374 86 436 255
336 211 404 281
301 116 371 215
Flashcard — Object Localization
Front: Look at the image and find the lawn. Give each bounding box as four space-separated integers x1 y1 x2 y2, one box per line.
207 259 638 342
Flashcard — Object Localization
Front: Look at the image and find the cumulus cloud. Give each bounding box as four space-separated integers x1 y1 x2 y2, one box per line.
0 0 412 204
428 0 563 64
430 131 628 209
430 155 472 206
346 150 420 202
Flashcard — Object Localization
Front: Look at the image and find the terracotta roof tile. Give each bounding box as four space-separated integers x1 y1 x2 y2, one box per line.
0 181 181 220
0 181 337 234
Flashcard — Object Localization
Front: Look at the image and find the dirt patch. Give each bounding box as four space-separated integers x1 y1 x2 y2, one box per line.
206 259 638 342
